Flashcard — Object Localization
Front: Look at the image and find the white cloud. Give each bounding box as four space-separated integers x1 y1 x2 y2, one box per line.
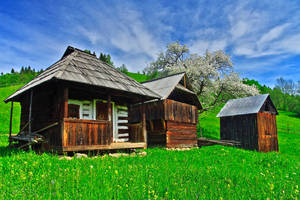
258 23 290 44
230 20 249 39
189 39 227 55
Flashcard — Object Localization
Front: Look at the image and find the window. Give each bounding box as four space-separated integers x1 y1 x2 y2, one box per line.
68 99 93 120
68 104 80 118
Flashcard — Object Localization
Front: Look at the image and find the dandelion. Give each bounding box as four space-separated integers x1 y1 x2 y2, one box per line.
115 170 118 175
90 165 93 169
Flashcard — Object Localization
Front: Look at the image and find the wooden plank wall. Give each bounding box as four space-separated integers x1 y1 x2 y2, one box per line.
129 99 199 147
220 114 259 150
147 120 166 146
166 121 198 148
164 99 197 124
20 83 62 150
129 100 165 123
257 112 278 152
63 118 110 147
128 123 144 143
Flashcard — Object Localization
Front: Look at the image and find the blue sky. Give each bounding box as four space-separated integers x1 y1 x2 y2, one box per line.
0 0 299 87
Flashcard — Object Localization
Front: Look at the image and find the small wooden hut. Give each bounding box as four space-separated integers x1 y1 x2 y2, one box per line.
4 46 161 152
129 73 202 148
217 94 279 152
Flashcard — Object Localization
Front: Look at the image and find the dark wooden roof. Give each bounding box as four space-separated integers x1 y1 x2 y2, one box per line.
142 73 202 109
5 46 161 103
217 94 278 117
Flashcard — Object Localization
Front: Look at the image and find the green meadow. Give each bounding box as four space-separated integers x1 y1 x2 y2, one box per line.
0 82 299 199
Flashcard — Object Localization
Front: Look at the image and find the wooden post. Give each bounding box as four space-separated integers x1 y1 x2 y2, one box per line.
61 87 68 149
142 101 147 148
28 90 33 135
9 101 14 145
108 94 113 143
63 87 69 119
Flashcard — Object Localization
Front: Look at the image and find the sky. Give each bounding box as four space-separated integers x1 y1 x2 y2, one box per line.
0 0 299 87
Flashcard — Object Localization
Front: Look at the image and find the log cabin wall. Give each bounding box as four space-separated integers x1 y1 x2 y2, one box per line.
129 99 198 147
220 114 259 150
129 100 166 146
164 99 198 148
19 82 62 151
257 112 278 152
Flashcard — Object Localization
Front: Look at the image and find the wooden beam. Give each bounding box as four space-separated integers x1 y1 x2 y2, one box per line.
108 94 113 143
142 101 147 148
28 90 33 135
32 122 59 135
63 87 69 118
62 142 146 151
9 101 13 145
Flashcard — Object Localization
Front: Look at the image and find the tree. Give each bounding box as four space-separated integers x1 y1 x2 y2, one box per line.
116 64 128 73
275 77 297 95
99 53 114 66
144 42 259 112
11 68 15 73
20 66 25 73
84 49 91 54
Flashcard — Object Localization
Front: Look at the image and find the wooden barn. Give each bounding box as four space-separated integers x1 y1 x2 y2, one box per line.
5 46 161 152
217 94 279 152
129 73 202 148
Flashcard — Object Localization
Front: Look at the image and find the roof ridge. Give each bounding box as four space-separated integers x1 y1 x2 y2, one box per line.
56 50 79 78
63 46 97 59
141 72 185 84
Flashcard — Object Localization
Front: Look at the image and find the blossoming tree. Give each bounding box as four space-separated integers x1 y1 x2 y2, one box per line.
144 42 259 112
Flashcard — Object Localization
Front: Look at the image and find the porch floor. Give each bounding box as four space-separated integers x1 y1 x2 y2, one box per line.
62 142 146 152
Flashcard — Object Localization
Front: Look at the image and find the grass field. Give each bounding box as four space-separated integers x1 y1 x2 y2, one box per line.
0 85 21 134
0 83 299 199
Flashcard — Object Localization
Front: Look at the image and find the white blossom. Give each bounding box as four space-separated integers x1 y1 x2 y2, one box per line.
145 42 259 111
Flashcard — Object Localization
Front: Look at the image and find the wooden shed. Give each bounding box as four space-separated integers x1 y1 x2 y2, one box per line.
5 46 161 152
129 73 202 148
217 94 278 152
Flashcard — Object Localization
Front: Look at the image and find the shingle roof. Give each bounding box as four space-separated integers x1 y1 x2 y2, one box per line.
216 94 274 117
142 73 187 99
5 46 161 102
141 72 202 109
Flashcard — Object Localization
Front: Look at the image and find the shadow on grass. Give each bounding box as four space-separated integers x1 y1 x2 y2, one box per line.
286 112 300 119
0 146 25 157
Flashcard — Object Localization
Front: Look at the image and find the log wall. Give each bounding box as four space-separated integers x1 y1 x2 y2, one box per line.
166 121 198 148
129 99 198 147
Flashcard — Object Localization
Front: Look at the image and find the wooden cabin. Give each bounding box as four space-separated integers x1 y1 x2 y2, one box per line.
217 94 279 152
4 46 161 152
129 73 202 148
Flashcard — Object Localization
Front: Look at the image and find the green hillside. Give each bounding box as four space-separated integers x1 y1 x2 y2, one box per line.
0 81 299 199
0 85 21 133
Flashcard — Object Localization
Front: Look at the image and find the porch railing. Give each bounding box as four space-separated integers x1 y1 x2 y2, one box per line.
63 118 145 148
63 118 111 147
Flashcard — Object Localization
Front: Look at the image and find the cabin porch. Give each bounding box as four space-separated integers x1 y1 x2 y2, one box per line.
7 82 149 152
62 118 146 152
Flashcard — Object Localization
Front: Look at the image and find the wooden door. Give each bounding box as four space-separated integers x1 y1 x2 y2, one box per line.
257 112 278 152
96 102 112 121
